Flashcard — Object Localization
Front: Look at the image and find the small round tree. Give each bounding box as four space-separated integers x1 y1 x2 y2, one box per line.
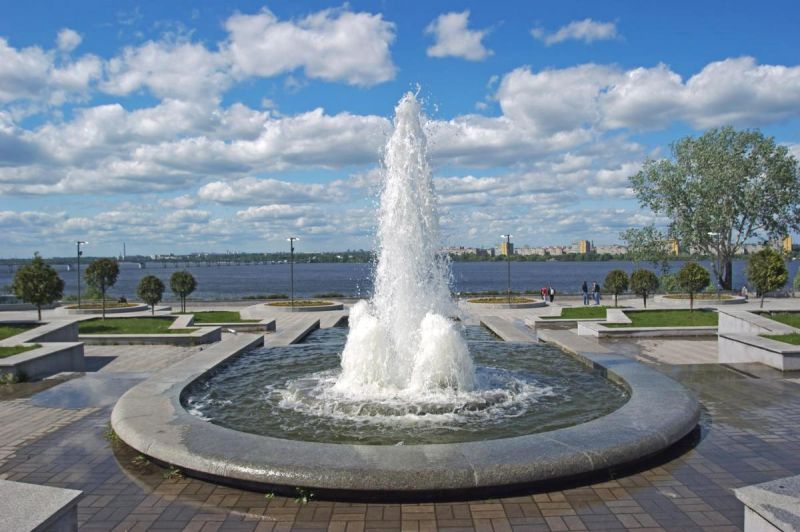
630 269 660 309
746 247 788 308
793 268 800 297
11 253 64 321
170 271 197 313
677 261 710 311
137 275 165 316
84 258 120 319
603 269 629 307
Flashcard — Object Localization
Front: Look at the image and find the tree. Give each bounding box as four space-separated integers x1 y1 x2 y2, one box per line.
84 258 120 320
603 269 629 307
630 269 660 309
676 262 710 311
746 247 788 308
620 225 671 274
11 253 64 320
793 268 800 297
630 127 800 290
170 271 196 313
137 275 165 316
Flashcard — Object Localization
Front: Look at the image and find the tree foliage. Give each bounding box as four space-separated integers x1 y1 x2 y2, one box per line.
630 127 800 290
11 253 64 320
620 225 671 274
630 269 660 308
137 275 165 315
603 269 629 307
676 262 710 311
170 271 197 313
746 247 788 308
84 258 120 319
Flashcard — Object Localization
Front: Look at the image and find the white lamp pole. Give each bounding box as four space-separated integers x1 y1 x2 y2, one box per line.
76 241 88 308
287 237 299 308
501 234 513 305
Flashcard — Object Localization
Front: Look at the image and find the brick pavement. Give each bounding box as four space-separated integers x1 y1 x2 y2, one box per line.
2 345 800 530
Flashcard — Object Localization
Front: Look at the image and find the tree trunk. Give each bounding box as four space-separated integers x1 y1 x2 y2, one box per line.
151 305 155 316
102 288 106 320
689 292 694 312
614 293 618 307
761 294 765 309
722 260 733 291
37 304 42 321
643 294 647 308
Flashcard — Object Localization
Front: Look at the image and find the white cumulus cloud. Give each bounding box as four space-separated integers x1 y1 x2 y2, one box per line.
56 28 82 52
532 19 619 46
425 11 492 61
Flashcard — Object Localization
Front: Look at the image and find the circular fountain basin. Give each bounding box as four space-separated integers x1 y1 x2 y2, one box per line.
111 331 700 499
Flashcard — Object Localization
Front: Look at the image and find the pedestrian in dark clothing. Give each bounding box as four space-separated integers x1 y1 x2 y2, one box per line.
592 281 601 305
581 281 589 305
548 285 555 303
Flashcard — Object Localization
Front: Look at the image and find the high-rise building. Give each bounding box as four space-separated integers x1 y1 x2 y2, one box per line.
499 241 514 256
577 240 591 254
783 236 792 253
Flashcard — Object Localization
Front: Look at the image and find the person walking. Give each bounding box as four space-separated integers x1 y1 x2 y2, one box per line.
548 285 555 303
592 281 601 305
540 286 547 301
581 281 589 305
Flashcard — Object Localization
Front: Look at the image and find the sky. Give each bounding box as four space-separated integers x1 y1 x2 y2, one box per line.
0 0 799 258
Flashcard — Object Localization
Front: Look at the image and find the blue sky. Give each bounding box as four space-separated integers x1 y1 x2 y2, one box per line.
0 0 798 257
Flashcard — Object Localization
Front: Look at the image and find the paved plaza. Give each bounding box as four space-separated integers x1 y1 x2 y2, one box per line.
1 301 800 531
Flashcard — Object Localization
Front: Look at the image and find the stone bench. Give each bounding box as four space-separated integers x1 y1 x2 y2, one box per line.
735 474 800 531
0 479 82 531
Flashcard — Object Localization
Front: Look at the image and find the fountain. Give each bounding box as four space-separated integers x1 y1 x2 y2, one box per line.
111 93 700 499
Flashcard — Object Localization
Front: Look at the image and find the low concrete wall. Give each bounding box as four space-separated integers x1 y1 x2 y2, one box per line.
266 302 344 313
0 342 84 381
735 474 800 531
654 294 746 306
0 320 81 345
202 320 276 333
80 326 221 346
719 334 800 371
62 303 150 315
578 321 717 338
466 300 548 309
718 309 799 336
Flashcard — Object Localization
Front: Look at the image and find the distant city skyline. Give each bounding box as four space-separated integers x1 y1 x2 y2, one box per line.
1 1 798 257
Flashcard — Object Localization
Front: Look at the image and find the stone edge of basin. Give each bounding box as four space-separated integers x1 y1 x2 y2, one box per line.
111 330 700 498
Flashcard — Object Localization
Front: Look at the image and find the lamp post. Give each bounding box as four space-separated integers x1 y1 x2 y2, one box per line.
708 232 721 299
287 237 299 308
501 234 512 305
76 241 87 309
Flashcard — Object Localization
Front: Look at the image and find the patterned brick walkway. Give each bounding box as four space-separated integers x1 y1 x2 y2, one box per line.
1 350 800 530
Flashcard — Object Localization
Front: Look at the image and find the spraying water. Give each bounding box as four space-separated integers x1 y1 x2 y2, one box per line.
334 92 475 396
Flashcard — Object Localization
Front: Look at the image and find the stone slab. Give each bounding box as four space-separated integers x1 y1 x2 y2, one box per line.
0 479 82 532
480 316 537 343
735 474 800 532
578 321 717 338
269 317 321 346
79 326 221 346
718 309 799 336
0 319 79 347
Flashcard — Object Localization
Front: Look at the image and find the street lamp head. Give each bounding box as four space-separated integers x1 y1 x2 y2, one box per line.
500 234 512 239
707 232 719 237
287 236 299 242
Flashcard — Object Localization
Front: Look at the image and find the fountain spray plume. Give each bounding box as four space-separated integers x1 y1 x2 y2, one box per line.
335 92 475 396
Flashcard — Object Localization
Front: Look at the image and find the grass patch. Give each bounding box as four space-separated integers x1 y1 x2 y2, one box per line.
79 317 197 335
468 297 535 304
541 306 608 319
605 310 718 328
759 312 800 329
762 333 800 345
65 302 139 310
0 344 41 358
181 311 258 324
0 324 36 341
663 293 734 300
266 300 333 307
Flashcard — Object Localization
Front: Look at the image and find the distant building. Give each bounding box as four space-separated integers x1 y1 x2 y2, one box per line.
668 238 680 255
499 241 514 256
442 246 493 257
783 236 792 253
593 244 627 255
575 239 592 254
516 246 547 256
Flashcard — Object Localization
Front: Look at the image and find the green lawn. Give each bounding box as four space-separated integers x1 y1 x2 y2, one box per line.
0 324 36 341
266 300 333 307
0 344 41 358
79 318 197 335
541 306 608 319
605 310 718 328
182 311 258 324
760 312 800 329
762 333 800 345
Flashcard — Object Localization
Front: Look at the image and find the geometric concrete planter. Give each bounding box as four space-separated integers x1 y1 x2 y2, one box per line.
718 334 800 371
0 320 80 345
111 330 700 500
265 302 344 313
0 479 82 532
654 294 746 306
61 303 151 315
735 474 800 532
578 321 717 338
79 326 222 346
0 342 84 381
466 299 548 309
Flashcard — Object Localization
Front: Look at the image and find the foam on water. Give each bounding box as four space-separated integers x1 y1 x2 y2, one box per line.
333 92 475 397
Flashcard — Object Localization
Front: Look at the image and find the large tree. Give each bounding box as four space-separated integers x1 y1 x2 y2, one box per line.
630 127 800 290
170 271 197 313
746 247 788 308
620 224 671 274
11 253 64 320
84 258 120 320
